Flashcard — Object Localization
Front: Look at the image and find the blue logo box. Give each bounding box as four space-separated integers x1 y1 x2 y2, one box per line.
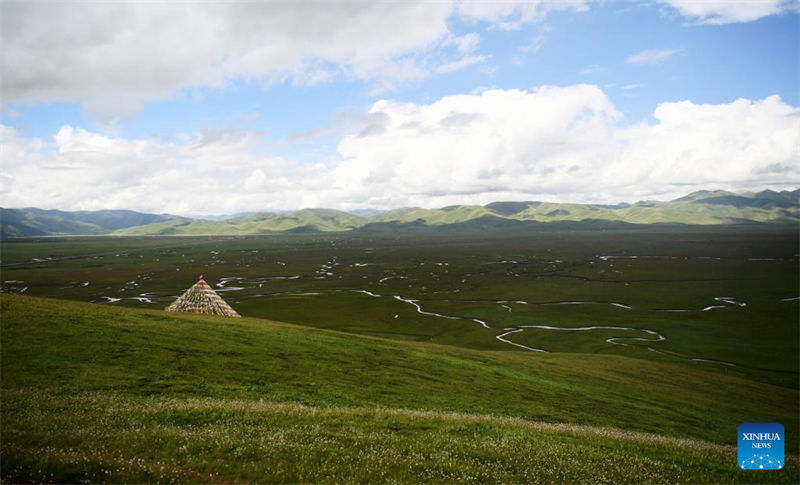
738 423 784 470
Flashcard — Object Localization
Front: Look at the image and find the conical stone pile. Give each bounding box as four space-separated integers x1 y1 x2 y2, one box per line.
165 276 241 317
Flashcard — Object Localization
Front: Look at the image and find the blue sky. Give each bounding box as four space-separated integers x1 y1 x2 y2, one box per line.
1 1 798 215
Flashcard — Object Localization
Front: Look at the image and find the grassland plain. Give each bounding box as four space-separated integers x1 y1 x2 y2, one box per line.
1 226 796 380
1 295 798 483
1 225 798 482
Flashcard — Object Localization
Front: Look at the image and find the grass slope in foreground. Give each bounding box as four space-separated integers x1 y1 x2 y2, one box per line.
1 295 798 483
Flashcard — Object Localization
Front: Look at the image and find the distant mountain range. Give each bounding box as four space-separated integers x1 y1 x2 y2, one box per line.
0 208 172 238
2 189 797 237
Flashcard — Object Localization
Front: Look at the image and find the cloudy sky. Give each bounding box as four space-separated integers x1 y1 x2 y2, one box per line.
1 0 798 216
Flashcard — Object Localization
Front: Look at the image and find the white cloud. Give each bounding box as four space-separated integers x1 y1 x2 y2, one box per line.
435 55 490 74
609 96 800 195
458 0 588 30
512 24 553 65
449 32 481 55
0 1 578 123
627 49 679 65
622 84 645 90
580 64 605 75
0 125 329 215
3 87 797 214
658 0 798 24
332 85 622 207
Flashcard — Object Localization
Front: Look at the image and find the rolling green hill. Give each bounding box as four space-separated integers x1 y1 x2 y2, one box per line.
114 188 797 234
1 294 797 483
373 190 799 227
105 208 369 236
2 189 797 237
0 207 176 238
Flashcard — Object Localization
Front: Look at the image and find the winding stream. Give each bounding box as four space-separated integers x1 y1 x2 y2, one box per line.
542 301 633 309
496 328 547 352
75 266 750 369
349 289 737 366
352 290 489 327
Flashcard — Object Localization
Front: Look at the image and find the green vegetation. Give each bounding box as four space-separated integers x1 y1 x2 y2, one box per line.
0 207 176 237
2 226 796 381
2 295 798 483
118 208 368 236
3 189 797 237
1 225 797 482
116 189 799 235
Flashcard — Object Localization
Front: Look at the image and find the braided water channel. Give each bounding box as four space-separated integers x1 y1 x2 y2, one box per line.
76 269 753 369
83 273 743 368
351 289 737 367
72 262 761 369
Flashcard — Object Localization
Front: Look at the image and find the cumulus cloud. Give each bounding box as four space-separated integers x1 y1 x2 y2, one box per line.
0 124 331 215
2 87 797 214
332 85 622 207
658 0 798 24
627 49 679 65
607 96 800 199
332 88 799 206
0 0 579 122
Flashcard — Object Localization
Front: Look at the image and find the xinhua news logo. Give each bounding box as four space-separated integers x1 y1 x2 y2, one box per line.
738 423 784 470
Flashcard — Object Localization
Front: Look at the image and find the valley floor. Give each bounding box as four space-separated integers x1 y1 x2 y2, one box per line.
1 227 797 483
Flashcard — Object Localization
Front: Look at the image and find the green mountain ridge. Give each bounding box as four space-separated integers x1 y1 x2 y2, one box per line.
0 207 176 238
111 188 800 234
2 189 797 237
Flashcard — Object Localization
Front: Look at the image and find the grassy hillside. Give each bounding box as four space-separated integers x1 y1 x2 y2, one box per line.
1 294 797 483
117 208 368 235
115 189 798 235
3 189 797 237
0 208 175 237
384 190 799 226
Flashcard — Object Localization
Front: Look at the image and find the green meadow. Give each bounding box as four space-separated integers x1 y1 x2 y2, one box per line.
1 225 798 482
